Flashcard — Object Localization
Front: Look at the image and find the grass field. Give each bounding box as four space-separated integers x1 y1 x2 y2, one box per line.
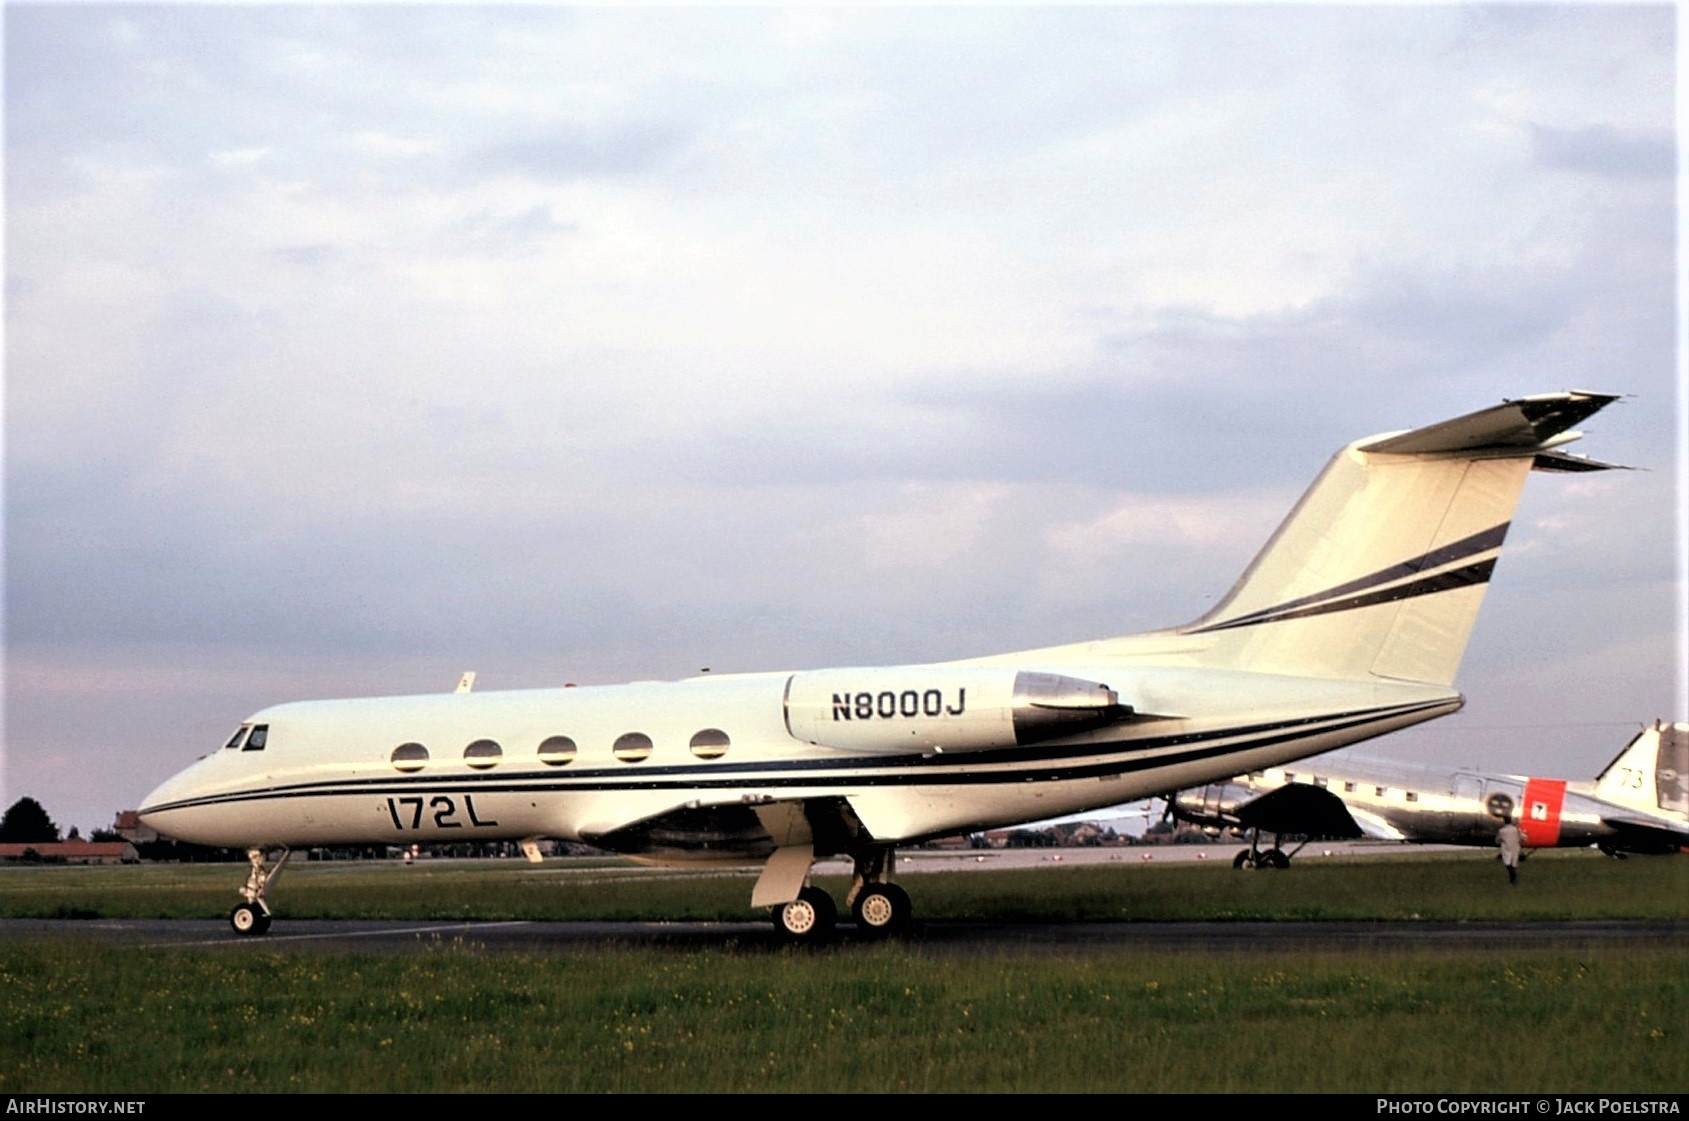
3 847 1687 923
3 940 1684 1093
2 851 1686 1093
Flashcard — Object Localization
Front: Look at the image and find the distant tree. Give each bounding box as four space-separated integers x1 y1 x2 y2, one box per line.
66 825 81 841
0 797 61 843
90 828 124 843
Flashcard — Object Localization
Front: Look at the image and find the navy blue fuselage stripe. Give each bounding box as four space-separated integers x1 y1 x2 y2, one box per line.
139 697 1456 814
1189 523 1508 634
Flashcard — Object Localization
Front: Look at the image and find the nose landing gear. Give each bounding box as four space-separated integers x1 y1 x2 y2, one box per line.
229 846 291 936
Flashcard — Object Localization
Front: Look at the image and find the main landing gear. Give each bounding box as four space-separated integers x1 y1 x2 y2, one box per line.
851 882 912 938
772 886 837 939
1232 830 1295 870
229 846 291 936
767 847 914 942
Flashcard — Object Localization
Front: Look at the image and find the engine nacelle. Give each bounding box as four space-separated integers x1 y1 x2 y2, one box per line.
1171 784 1250 828
783 667 1125 753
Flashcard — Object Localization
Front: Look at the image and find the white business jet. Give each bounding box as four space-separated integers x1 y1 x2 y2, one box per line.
138 391 1624 939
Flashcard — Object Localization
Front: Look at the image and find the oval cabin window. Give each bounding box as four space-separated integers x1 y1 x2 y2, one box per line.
612 732 653 763
464 739 502 769
390 742 429 773
689 728 730 760
537 735 577 766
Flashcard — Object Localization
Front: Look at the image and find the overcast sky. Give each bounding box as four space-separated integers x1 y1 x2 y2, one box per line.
4 5 1680 836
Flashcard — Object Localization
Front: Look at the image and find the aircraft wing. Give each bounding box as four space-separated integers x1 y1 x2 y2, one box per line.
1229 784 1365 840
580 796 863 864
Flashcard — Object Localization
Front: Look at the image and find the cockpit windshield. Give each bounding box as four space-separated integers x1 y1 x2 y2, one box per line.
223 723 269 751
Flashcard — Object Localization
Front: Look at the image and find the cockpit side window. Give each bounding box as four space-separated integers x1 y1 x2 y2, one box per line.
243 724 269 751
224 725 251 750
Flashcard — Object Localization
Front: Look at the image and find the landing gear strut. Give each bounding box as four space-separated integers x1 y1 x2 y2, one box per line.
846 848 912 938
1232 831 1295 870
229 846 290 936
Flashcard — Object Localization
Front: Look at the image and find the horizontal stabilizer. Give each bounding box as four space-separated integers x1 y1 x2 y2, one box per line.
1531 451 1630 473
1361 391 1620 456
1598 816 1689 854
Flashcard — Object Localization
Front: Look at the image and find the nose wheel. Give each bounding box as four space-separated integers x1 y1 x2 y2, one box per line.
229 846 290 936
230 901 272 935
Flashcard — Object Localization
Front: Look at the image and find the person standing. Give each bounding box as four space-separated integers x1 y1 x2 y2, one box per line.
1497 815 1523 885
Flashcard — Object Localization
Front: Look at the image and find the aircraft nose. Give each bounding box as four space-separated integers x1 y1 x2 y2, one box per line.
136 760 217 839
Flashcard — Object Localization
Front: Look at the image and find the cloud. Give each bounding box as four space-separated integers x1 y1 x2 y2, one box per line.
1531 123 1675 179
3 3 1677 838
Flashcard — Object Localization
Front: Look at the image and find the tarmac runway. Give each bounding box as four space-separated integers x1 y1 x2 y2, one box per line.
4 916 1682 955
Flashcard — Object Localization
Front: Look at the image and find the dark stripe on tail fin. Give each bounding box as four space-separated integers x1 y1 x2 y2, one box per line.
1189 523 1508 635
1192 559 1498 634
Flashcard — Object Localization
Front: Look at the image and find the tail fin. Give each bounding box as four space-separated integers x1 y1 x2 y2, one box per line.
1181 391 1622 686
1594 721 1689 819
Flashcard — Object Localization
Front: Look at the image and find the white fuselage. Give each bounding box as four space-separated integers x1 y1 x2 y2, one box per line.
139 662 1461 858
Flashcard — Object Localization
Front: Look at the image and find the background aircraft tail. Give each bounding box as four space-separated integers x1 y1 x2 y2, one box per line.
1594 721 1689 819
1178 392 1622 686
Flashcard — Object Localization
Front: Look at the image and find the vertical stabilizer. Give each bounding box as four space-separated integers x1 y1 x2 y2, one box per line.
1594 722 1689 819
1179 392 1621 686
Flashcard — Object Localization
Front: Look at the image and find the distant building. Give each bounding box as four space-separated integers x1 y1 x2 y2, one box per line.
0 841 139 864
112 810 158 844
922 834 972 850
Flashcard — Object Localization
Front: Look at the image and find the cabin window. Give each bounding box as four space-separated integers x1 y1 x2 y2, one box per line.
537 735 577 766
224 725 250 751
1284 772 1295 783
243 725 269 752
1313 776 1328 788
391 742 429 772
464 739 502 769
1375 786 1387 797
613 732 653 763
1344 781 1356 793
1405 791 1419 803
689 729 730 760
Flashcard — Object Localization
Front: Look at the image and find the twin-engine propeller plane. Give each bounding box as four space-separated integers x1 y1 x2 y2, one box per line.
1167 720 1689 868
139 391 1625 939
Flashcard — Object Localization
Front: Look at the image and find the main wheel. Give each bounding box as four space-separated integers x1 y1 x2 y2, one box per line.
772 886 837 941
1261 848 1290 869
229 903 269 936
852 883 912 938
1233 850 1257 870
